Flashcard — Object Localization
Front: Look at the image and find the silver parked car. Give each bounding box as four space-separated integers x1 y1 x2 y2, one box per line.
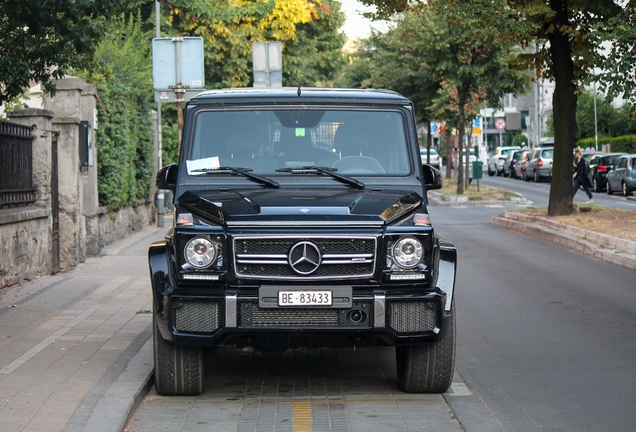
606 154 636 196
524 146 553 182
488 146 520 176
420 147 441 169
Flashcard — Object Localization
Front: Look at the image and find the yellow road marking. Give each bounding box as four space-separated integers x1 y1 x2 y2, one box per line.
293 400 312 431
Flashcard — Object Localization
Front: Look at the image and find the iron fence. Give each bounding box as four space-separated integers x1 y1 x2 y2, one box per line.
0 121 35 208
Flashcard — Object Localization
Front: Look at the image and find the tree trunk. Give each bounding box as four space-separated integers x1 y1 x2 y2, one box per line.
456 103 465 194
445 131 452 180
547 0 576 216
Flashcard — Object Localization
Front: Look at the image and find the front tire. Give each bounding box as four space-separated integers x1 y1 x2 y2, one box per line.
607 182 614 195
154 315 205 396
396 304 456 393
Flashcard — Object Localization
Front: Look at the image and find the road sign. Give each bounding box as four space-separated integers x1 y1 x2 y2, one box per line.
495 118 506 130
152 37 205 91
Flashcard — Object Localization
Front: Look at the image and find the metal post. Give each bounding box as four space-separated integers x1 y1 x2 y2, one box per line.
593 80 599 151
157 190 165 228
156 1 163 227
156 1 162 169
174 37 184 145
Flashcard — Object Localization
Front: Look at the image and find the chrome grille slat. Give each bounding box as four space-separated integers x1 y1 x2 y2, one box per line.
233 235 376 280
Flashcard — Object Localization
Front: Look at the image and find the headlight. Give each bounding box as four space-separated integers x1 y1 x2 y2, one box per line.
184 237 218 269
392 237 423 269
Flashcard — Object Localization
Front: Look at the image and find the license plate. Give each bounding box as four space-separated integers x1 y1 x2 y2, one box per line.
278 290 332 306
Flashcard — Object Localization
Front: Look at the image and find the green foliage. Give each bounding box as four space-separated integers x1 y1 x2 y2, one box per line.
596 3 636 109
165 0 342 88
576 93 636 140
577 135 636 154
0 0 121 104
77 13 155 211
512 133 529 147
283 1 347 86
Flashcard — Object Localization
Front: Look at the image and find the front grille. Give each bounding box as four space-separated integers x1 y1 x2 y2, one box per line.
238 301 372 328
173 300 221 333
234 236 376 280
388 301 438 333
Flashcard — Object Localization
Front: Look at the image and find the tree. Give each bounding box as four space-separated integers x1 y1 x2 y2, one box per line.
282 0 347 86
356 1 529 193
362 0 625 215
597 2 636 111
574 92 636 142
77 13 155 210
507 1 622 215
0 0 122 104
166 0 340 88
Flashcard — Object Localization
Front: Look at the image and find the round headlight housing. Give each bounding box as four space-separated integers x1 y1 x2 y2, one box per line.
184 237 218 269
392 237 423 269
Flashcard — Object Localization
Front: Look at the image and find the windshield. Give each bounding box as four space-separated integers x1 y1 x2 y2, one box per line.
186 108 411 176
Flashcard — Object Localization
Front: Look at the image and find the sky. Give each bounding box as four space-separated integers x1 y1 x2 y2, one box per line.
340 0 387 40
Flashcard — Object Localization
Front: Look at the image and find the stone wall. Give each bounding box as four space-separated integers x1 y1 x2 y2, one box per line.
0 77 155 289
0 208 50 289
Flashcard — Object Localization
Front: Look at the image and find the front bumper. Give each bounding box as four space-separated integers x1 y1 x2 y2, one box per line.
156 289 450 349
149 236 457 350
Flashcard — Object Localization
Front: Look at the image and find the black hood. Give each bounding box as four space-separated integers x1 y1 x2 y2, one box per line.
178 188 424 226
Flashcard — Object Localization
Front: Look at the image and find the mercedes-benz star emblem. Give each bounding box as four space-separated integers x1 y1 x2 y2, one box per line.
288 241 321 275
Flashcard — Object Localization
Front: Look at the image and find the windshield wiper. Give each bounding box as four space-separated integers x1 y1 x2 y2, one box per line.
192 167 279 188
276 166 364 189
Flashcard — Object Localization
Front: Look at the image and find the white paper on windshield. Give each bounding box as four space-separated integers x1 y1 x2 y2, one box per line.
186 157 220 175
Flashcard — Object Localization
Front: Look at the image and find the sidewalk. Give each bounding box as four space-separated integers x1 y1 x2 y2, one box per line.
0 221 168 432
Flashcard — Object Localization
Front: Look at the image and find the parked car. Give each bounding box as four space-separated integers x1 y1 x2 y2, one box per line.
462 147 478 164
513 150 531 180
524 146 554 182
420 147 441 169
586 152 625 192
487 146 521 176
503 149 526 179
149 87 457 396
606 154 636 196
582 148 598 163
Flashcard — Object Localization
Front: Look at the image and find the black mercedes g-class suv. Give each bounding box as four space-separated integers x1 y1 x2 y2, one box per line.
149 87 457 396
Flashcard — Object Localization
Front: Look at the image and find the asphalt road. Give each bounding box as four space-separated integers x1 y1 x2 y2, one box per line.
127 177 636 432
431 201 636 431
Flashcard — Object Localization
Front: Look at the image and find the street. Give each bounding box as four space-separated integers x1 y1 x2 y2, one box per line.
125 182 636 432
434 203 636 431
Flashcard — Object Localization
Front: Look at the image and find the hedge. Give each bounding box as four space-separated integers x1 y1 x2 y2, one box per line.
577 135 636 153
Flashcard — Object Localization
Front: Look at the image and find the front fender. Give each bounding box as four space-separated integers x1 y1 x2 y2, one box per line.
437 240 457 312
148 241 174 319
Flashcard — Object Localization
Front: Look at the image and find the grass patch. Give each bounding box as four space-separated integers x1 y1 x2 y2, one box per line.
439 181 523 201
518 205 636 242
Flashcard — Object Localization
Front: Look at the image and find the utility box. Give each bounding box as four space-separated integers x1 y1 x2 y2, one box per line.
472 161 483 180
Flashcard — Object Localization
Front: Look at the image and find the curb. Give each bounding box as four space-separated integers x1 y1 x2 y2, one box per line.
492 211 636 270
80 339 154 432
428 191 530 207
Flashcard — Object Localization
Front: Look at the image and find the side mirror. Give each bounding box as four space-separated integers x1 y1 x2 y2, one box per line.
422 164 442 190
156 164 178 191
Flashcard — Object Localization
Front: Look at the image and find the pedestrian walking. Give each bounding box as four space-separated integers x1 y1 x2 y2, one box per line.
572 147 593 203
